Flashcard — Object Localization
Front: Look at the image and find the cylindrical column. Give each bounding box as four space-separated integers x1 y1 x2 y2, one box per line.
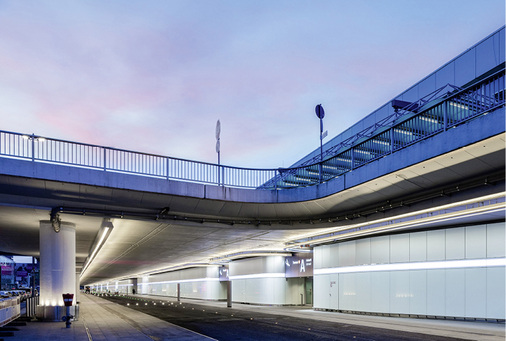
227 281 232 308
37 220 76 321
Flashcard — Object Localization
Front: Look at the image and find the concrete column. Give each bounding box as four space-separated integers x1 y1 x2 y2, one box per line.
227 281 232 308
36 220 76 321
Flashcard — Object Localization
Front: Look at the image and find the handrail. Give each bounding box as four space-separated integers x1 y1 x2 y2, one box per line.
0 70 503 189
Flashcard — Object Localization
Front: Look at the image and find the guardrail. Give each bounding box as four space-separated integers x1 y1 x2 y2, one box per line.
0 69 503 189
0 296 20 327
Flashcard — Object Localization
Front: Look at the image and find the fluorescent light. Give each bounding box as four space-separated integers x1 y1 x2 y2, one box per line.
288 192 505 247
229 273 285 280
90 227 109 260
139 278 220 285
80 222 113 277
314 258 506 275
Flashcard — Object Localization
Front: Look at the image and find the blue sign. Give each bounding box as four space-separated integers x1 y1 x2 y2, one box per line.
285 254 313 278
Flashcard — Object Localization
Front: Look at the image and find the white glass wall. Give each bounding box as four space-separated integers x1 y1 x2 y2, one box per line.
314 222 505 319
141 266 226 301
229 256 305 305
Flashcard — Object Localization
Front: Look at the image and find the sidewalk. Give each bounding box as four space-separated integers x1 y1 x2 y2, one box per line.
3 294 213 340
2 293 505 340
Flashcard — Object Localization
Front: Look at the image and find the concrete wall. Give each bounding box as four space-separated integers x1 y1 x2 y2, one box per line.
229 256 304 305
314 222 505 319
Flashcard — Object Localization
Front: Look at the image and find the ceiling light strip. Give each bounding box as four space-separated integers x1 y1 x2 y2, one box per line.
138 277 220 285
314 258 506 275
326 206 506 243
229 273 286 280
289 192 505 245
288 199 505 247
80 225 111 277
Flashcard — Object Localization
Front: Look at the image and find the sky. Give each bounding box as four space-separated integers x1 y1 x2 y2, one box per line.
0 0 504 168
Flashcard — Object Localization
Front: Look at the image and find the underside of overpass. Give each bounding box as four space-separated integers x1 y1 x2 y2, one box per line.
0 123 503 285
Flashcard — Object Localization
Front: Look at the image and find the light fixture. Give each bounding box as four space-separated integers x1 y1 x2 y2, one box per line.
80 219 114 277
287 192 505 247
229 273 285 280
315 258 506 275
50 208 62 233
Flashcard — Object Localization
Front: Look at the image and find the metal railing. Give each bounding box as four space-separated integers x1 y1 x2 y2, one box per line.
263 69 505 188
25 295 39 317
0 69 503 189
0 130 278 188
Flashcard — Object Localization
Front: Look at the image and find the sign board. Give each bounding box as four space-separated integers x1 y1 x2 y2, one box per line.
315 104 325 119
1 265 12 276
219 266 229 281
215 120 221 140
62 293 74 307
285 253 313 278
321 130 328 140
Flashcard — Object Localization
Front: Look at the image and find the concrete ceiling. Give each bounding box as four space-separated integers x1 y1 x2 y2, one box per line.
0 133 503 285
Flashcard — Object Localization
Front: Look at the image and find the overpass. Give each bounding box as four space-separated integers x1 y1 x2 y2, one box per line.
0 27 504 322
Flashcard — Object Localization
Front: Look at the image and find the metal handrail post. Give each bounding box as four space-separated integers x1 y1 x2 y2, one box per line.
31 134 35 161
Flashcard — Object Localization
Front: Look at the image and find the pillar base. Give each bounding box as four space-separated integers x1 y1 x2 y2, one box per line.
35 305 79 322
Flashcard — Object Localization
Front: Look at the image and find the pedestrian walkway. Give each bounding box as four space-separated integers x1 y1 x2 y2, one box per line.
2 293 505 340
2 293 214 340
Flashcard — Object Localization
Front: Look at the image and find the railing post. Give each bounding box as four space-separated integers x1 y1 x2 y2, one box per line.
31 134 35 161
443 100 448 131
390 128 394 154
218 164 221 186
103 147 107 171
351 149 355 170
166 157 170 180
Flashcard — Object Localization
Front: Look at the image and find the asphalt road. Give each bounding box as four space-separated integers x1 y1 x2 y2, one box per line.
99 295 467 341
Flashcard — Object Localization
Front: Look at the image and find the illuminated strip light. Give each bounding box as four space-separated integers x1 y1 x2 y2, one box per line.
332 206 506 244
229 273 285 280
80 226 110 276
418 116 440 124
450 102 469 110
139 278 220 286
314 258 506 275
287 193 505 247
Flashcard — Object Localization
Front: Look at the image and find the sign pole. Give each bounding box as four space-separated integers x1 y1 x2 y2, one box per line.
315 104 325 183
216 120 221 186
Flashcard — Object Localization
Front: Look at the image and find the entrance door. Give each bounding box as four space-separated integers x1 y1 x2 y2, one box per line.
305 277 313 305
